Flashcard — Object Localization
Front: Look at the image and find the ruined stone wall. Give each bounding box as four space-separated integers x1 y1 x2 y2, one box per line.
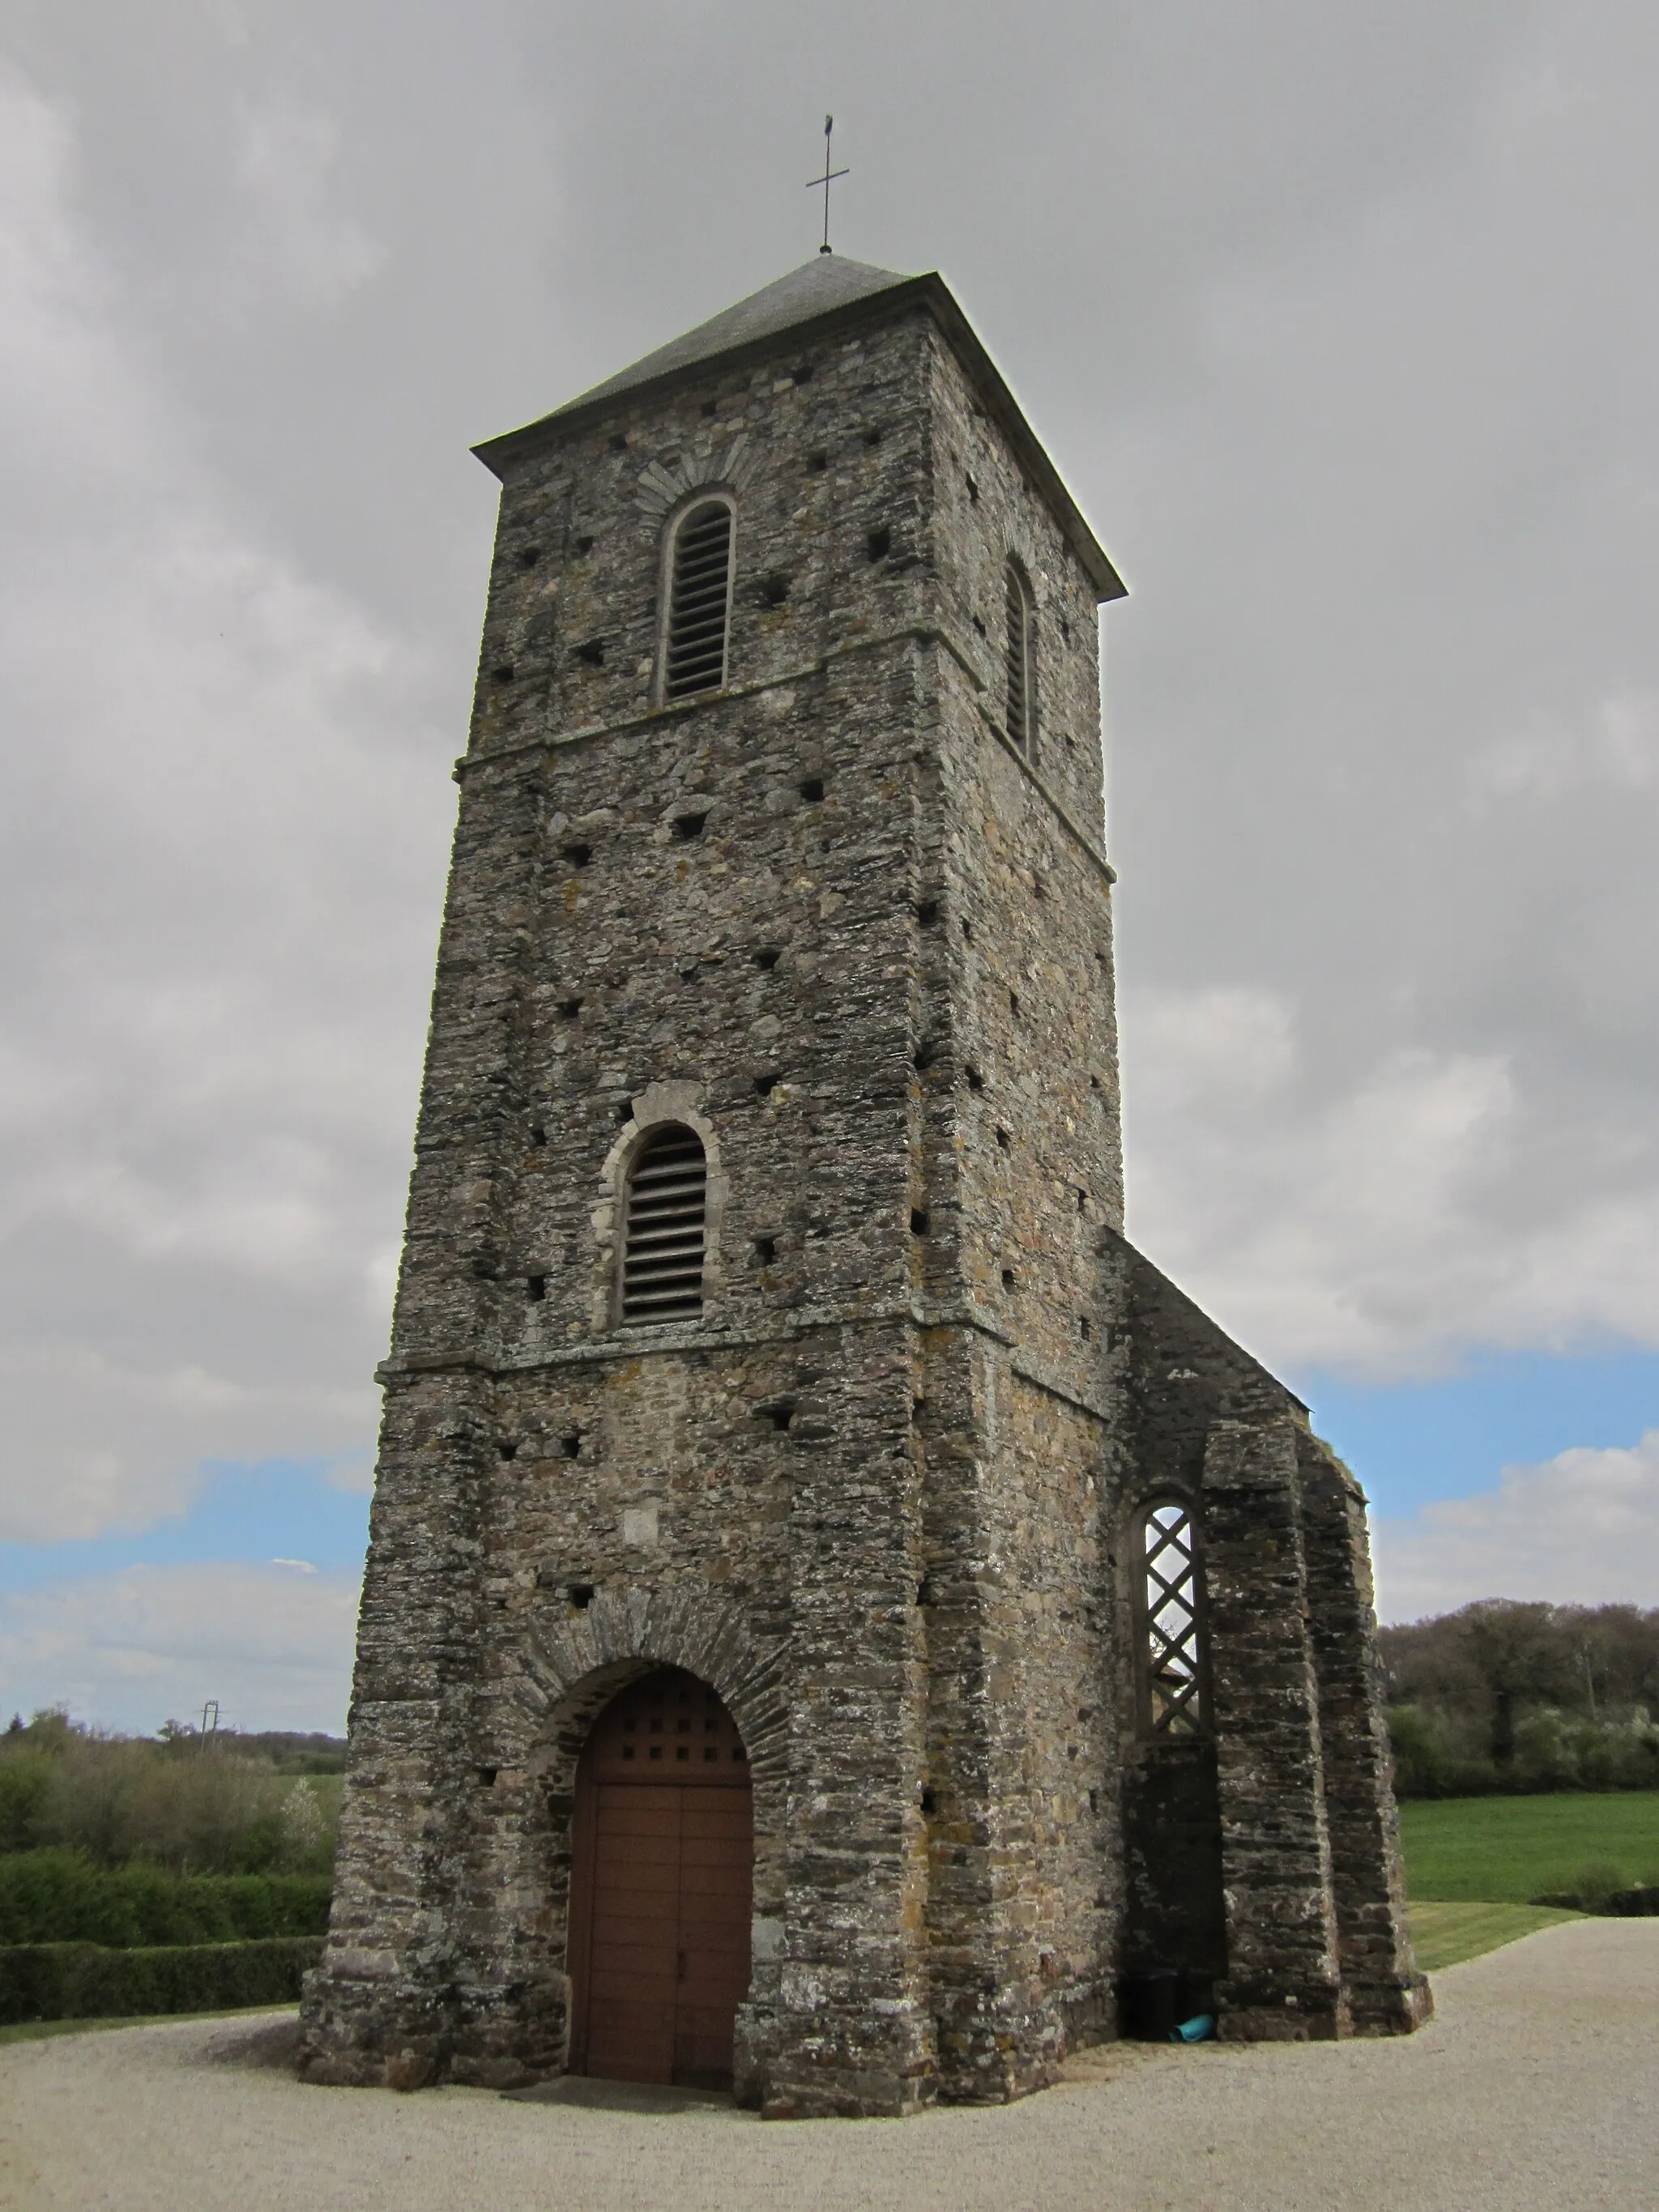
1099 1231 1428 2039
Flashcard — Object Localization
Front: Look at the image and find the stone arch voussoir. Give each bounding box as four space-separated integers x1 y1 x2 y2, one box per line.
515 1583 789 1826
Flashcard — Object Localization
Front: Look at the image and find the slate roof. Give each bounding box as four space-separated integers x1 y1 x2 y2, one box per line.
547 257 915 420
474 256 1125 600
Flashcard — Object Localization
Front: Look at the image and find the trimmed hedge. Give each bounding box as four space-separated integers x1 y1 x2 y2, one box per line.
0 1851 332 1946
0 1936 323 2024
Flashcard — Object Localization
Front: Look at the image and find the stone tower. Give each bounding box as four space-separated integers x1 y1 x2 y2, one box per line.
299 257 1428 2113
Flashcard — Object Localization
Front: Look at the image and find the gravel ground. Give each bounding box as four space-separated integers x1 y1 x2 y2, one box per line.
2 1919 1653 2212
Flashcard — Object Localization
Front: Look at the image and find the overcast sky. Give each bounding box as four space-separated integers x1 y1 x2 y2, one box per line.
2 2 1657 1729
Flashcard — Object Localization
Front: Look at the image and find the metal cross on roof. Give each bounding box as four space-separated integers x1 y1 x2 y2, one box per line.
806 114 850 255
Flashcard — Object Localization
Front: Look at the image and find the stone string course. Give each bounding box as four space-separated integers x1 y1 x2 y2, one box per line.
298 268 1427 2113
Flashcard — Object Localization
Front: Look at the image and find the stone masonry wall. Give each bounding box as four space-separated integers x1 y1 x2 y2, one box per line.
301 269 1424 2108
302 290 1128 2109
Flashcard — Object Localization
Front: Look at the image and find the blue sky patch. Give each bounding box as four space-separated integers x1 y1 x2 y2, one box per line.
1294 1348 1659 1519
0 1459 372 1594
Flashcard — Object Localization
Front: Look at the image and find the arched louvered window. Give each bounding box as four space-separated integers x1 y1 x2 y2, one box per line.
662 499 735 701
1004 560 1035 755
1136 1499 1209 1736
619 1123 708 1323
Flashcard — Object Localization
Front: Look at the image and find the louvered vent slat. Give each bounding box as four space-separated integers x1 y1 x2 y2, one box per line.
1004 564 1033 754
621 1125 708 1323
664 504 734 699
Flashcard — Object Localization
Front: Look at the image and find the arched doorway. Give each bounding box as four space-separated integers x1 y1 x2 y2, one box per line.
566 1666 753 2089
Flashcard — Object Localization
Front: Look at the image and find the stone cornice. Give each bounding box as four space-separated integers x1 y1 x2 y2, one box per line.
377 1300 1115 1425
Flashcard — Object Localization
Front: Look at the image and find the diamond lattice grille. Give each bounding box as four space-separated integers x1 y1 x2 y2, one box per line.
1142 1502 1205 1733
664 502 733 699
621 1124 708 1323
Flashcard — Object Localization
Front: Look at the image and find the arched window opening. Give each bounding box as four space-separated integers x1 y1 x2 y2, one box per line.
620 1123 708 1323
663 501 735 701
1137 1500 1208 1735
1004 560 1035 755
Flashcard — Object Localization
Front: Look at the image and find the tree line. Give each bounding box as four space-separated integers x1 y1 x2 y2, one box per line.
0 1708 343 1873
1379 1600 1659 1797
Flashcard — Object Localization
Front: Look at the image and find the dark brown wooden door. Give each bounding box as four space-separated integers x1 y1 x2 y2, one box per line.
568 1668 753 2090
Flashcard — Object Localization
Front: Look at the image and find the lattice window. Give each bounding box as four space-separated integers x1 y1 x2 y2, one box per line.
1138 1500 1208 1735
620 1123 707 1323
663 500 735 701
1004 560 1035 755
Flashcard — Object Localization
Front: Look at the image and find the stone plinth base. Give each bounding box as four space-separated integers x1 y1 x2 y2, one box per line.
741 2001 938 2119
1350 1971 1434 2035
296 1972 453 2091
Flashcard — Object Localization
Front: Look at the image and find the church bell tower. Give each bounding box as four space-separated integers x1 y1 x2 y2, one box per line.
299 257 1427 2113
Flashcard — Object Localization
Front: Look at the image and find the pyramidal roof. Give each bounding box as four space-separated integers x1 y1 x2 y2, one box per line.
474 256 1124 601
549 256 914 419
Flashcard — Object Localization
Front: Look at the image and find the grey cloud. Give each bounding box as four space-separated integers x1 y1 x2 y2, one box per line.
1373 1430 1659 1620
0 1561 360 1733
0 3 1655 1578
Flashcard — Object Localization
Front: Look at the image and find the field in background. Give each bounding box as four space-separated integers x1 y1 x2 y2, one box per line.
1399 1792 1659 1903
1405 1901 1580 1971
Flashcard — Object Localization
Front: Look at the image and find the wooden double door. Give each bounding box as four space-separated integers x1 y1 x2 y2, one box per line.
567 1667 753 2090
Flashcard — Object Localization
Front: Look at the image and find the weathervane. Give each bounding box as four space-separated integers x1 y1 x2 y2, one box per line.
806 114 849 255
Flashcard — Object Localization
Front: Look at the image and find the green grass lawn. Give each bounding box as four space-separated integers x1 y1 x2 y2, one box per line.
1405 1900 1581 1972
1398 1792 1659 1903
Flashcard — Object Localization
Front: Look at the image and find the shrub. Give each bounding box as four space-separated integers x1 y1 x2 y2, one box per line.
0 1937 323 2025
0 1713 341 1876
0 1851 332 1946
1387 1706 1452 1798
1386 1706 1497 1798
1572 1860 1626 1910
0 1752 54 1853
